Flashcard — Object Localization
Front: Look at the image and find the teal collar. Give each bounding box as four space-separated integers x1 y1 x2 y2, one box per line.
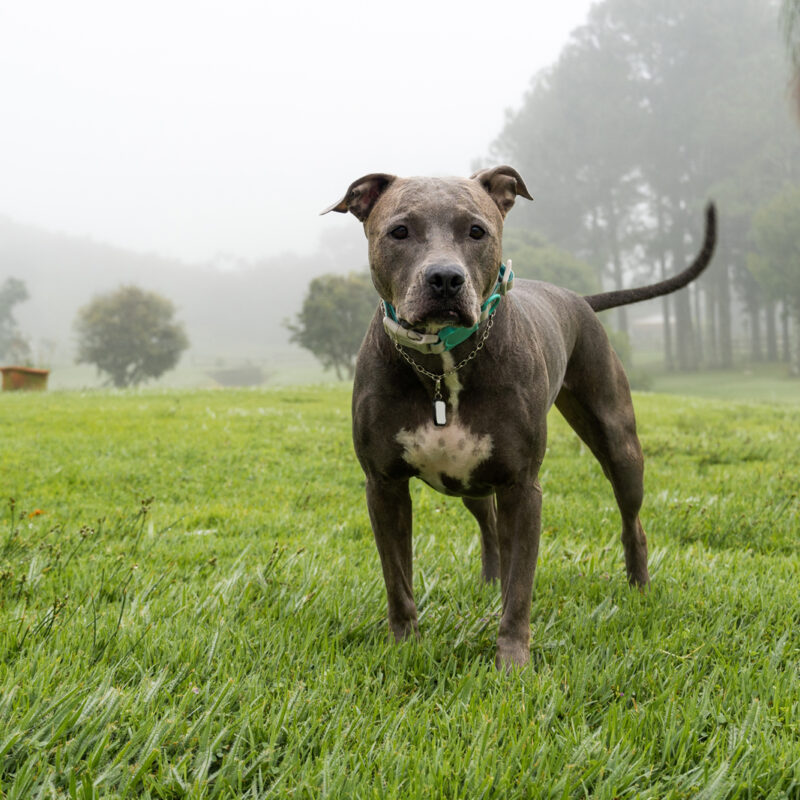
382 262 514 355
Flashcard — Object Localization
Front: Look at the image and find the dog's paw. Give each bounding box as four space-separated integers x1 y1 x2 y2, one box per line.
626 569 651 591
389 618 420 643
495 638 530 671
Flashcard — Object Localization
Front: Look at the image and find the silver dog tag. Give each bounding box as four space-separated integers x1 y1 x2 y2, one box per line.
433 400 447 426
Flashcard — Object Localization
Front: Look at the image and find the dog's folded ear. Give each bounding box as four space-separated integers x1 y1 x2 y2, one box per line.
470 166 533 217
320 173 397 222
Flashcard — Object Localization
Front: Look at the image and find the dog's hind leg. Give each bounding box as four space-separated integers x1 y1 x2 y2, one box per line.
462 495 500 582
555 347 650 588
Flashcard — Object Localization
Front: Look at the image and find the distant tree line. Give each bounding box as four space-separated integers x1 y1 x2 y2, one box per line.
490 0 800 374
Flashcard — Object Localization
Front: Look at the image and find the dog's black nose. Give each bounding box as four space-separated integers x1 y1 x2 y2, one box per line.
426 264 466 298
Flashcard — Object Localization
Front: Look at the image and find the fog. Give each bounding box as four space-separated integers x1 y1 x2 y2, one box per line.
0 0 592 262
2 0 798 390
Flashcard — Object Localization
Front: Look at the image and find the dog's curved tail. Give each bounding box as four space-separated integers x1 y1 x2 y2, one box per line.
583 203 717 313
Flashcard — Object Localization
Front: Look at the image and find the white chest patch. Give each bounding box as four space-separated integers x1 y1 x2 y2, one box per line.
396 421 493 494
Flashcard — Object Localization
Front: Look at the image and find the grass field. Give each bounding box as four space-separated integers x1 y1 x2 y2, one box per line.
641 362 800 405
1 385 799 798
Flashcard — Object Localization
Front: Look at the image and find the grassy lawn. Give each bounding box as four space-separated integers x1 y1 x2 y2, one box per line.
637 361 800 405
1 386 799 798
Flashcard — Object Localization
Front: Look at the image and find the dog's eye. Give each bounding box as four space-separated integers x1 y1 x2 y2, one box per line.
390 226 408 240
469 225 485 240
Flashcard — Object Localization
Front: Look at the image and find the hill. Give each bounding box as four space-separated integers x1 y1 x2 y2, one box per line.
0 215 366 369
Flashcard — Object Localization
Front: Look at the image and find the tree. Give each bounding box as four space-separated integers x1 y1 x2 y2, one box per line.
289 272 377 380
492 18 642 335
502 229 598 294
0 277 30 360
748 185 800 374
492 0 800 370
75 285 189 387
782 0 800 109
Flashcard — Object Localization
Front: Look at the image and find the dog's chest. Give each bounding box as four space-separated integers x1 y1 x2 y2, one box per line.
395 420 493 495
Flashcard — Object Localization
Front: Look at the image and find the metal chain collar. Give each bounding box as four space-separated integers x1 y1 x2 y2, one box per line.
393 313 495 402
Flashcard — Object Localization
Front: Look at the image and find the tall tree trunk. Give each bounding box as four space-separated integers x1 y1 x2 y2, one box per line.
781 301 791 363
614 263 628 336
705 280 718 367
794 306 800 376
765 300 778 362
606 198 628 336
674 291 696 370
718 263 733 368
588 208 606 291
692 284 705 366
656 204 674 371
671 220 697 371
672 223 697 372
662 293 674 371
748 293 762 363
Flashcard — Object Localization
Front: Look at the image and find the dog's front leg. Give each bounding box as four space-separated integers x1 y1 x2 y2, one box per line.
494 477 543 669
366 476 419 642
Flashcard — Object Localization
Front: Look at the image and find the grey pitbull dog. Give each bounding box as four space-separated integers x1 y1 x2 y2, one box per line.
323 166 716 669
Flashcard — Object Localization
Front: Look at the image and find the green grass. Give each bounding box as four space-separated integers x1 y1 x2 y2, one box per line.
637 361 800 404
1 386 799 798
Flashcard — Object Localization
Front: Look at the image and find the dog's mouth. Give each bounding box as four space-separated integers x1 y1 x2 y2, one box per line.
398 308 476 334
393 276 482 333
396 295 479 332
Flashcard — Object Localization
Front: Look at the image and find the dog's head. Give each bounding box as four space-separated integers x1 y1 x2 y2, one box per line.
322 166 532 332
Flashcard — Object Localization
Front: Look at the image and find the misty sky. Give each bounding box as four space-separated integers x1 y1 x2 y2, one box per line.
0 0 594 264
